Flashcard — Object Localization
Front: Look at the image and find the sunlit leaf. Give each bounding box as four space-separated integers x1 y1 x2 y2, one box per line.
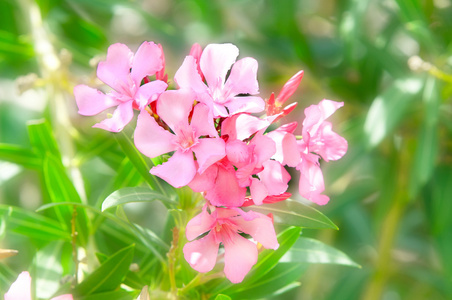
77 290 134 300
280 237 361 267
0 144 41 169
102 187 177 211
34 241 64 299
245 199 338 229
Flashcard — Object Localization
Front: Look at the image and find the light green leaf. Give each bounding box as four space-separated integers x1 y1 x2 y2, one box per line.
0 205 70 241
74 244 134 296
77 290 134 300
245 199 338 229
102 187 177 211
280 237 360 267
27 119 61 158
214 294 232 300
0 263 17 291
0 144 41 169
43 154 89 246
34 241 64 299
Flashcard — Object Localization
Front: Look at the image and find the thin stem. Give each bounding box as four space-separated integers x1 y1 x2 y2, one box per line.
71 205 79 287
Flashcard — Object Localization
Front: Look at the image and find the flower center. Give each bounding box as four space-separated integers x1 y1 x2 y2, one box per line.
175 126 198 151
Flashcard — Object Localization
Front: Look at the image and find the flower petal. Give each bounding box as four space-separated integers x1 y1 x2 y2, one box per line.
223 233 258 283
200 43 239 89
189 163 218 192
193 138 226 174
5 271 32 300
130 41 163 85
310 122 348 162
226 96 265 115
234 212 279 250
186 209 216 240
297 153 329 205
258 160 291 196
157 89 195 132
190 103 218 138
74 85 121 116
221 113 269 141
267 129 301 167
249 178 268 205
97 43 133 92
92 100 134 132
134 110 177 158
150 150 196 188
225 57 259 95
205 162 246 207
174 56 207 94
183 231 219 273
134 80 168 110
51 295 73 300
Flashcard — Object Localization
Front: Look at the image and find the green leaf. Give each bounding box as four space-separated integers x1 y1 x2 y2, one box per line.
114 130 169 196
280 237 361 268
0 144 41 169
0 263 17 291
214 295 232 300
77 290 134 300
102 187 177 211
43 154 89 246
34 241 64 299
245 199 338 230
0 205 70 241
27 119 61 159
74 244 135 296
211 227 302 295
364 77 423 147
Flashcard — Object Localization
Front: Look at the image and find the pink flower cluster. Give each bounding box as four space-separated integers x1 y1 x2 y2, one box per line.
74 42 347 283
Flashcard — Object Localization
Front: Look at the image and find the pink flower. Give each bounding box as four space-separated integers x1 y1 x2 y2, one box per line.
134 89 225 188
4 271 72 300
183 207 279 283
74 42 168 132
175 43 265 117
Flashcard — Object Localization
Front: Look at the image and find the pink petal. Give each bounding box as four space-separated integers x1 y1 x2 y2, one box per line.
303 100 344 138
130 41 163 85
193 138 226 174
190 103 218 138
189 43 204 80
221 113 269 141
297 154 329 205
74 85 121 116
226 96 265 115
267 130 300 167
174 56 207 94
249 178 268 205
234 211 279 250
223 233 258 283
189 163 218 192
183 231 219 273
310 122 348 162
249 132 276 167
5 271 32 300
200 43 239 89
225 57 259 95
205 162 246 207
212 101 229 118
97 43 133 92
157 89 195 132
258 160 290 195
226 139 252 168
275 70 304 106
92 100 134 132
134 80 168 110
150 150 196 188
134 110 176 158
186 209 216 240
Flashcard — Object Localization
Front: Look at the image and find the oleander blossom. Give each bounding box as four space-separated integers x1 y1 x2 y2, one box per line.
74 41 348 283
74 42 168 132
183 206 279 283
4 271 72 300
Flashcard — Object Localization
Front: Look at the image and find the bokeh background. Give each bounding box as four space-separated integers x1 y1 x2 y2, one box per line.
1 0 452 299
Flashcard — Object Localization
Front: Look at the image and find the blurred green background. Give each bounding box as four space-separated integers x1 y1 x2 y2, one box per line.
1 0 452 299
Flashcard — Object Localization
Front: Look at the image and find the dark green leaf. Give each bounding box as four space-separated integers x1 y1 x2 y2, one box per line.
74 244 134 296
246 199 338 229
102 187 177 211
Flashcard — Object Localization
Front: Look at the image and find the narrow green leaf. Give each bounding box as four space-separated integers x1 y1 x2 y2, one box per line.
102 187 177 211
115 130 168 196
246 199 338 229
214 295 232 300
43 154 89 246
0 205 70 241
27 119 61 158
34 241 64 299
74 244 135 296
0 144 41 169
77 290 134 300
0 263 17 291
280 237 361 268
